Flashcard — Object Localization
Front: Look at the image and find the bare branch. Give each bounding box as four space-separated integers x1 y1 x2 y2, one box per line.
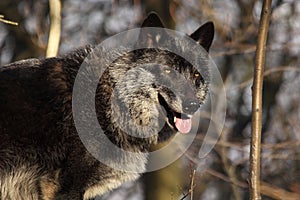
250 0 272 199
46 0 61 58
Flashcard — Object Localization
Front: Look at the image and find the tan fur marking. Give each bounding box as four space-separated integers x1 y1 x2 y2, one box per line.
40 170 60 200
83 173 140 200
0 166 39 200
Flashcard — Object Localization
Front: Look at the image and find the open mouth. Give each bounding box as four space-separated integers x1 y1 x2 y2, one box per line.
158 94 192 134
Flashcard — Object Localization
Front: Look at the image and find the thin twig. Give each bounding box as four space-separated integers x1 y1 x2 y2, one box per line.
250 0 272 199
189 169 196 200
179 164 196 200
0 15 18 25
234 66 300 90
207 169 300 200
220 132 242 200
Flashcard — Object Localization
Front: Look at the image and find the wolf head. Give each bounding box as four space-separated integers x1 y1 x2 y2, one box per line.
98 13 214 146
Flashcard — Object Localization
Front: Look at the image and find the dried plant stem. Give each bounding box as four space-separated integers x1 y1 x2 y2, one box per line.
250 0 272 200
46 0 61 57
190 169 195 200
0 15 18 25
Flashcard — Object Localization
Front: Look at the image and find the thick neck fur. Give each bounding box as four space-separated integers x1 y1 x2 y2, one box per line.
49 46 158 152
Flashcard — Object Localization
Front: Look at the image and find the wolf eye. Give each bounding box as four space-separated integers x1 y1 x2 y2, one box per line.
194 73 202 87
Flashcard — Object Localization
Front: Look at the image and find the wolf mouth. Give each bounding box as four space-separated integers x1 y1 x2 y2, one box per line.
158 94 192 134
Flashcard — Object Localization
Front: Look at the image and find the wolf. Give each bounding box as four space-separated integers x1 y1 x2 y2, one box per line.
0 13 214 199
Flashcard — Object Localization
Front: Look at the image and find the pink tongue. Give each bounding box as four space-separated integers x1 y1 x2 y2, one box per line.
175 117 192 134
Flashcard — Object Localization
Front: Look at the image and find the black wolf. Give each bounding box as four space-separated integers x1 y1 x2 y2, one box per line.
0 13 214 199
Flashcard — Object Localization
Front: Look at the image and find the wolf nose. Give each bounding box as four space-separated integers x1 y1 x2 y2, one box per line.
183 100 200 114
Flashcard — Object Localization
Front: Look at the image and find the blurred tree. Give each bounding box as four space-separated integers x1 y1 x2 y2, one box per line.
0 1 48 61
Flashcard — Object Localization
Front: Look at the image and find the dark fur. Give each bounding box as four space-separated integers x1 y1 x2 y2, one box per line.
0 13 214 199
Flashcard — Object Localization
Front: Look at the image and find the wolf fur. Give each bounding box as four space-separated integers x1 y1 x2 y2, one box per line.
0 13 214 199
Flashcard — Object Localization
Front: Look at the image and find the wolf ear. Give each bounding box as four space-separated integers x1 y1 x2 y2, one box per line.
137 12 166 48
141 12 165 28
190 22 214 52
